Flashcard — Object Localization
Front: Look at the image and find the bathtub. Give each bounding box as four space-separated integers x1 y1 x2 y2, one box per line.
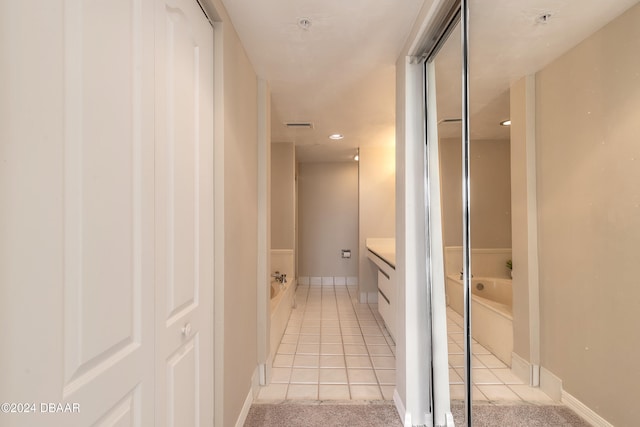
269 278 295 361
446 275 513 365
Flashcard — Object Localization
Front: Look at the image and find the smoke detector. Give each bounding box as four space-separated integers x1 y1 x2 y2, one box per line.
535 12 553 24
298 18 312 30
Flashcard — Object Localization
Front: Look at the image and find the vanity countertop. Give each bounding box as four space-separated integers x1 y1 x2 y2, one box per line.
366 238 395 269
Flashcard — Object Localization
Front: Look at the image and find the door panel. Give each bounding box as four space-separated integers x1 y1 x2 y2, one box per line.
0 0 212 425
62 0 156 425
92 388 140 427
155 0 214 425
166 336 199 427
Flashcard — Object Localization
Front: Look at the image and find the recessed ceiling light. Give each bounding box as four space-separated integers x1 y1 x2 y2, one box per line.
298 17 312 30
500 120 511 126
329 134 344 140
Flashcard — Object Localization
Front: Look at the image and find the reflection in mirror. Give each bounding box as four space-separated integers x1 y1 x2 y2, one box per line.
440 1 639 426
430 16 475 416
426 2 639 425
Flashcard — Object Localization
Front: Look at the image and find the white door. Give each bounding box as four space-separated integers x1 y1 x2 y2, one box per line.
154 0 214 425
0 0 213 425
61 0 158 424
58 2 158 424
0 0 157 425
60 0 158 423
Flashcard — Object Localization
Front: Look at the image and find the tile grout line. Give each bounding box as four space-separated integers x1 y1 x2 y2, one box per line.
274 283 398 401
286 284 310 399
346 284 385 399
312 284 320 397
333 283 353 399
363 300 387 397
274 289 546 404
445 308 537 403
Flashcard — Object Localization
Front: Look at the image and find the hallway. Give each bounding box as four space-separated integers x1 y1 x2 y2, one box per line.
257 283 395 401
257 283 556 405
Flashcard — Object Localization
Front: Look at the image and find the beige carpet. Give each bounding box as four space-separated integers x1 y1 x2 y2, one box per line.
451 401 591 426
244 402 402 427
244 401 592 427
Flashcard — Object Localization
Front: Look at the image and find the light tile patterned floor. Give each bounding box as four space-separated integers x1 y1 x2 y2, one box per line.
257 284 554 404
446 307 554 404
258 283 395 401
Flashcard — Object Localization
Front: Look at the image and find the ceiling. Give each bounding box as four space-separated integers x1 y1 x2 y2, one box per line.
220 0 639 162
435 0 639 140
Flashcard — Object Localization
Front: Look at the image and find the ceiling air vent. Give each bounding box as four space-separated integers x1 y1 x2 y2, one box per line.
438 118 462 124
285 122 314 129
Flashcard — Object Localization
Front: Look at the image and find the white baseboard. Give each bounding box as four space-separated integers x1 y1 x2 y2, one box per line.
393 389 410 427
259 353 273 386
234 368 259 427
301 276 357 286
539 366 562 401
252 366 260 398
444 412 455 427
508 358 612 426
322 276 334 285
562 390 613 427
234 390 253 427
359 291 378 304
258 362 267 386
511 352 531 385
368 292 378 303
235 385 254 427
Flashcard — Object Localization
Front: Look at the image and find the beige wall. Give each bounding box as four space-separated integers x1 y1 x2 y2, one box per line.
439 138 512 248
271 143 295 249
535 4 640 425
394 0 436 414
358 146 396 296
211 1 260 425
394 53 409 407
298 162 359 277
509 77 533 362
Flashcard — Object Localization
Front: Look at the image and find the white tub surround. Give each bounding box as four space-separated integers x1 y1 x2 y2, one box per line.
271 249 294 279
269 249 296 365
446 275 513 365
444 246 512 279
269 278 295 362
366 238 396 339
